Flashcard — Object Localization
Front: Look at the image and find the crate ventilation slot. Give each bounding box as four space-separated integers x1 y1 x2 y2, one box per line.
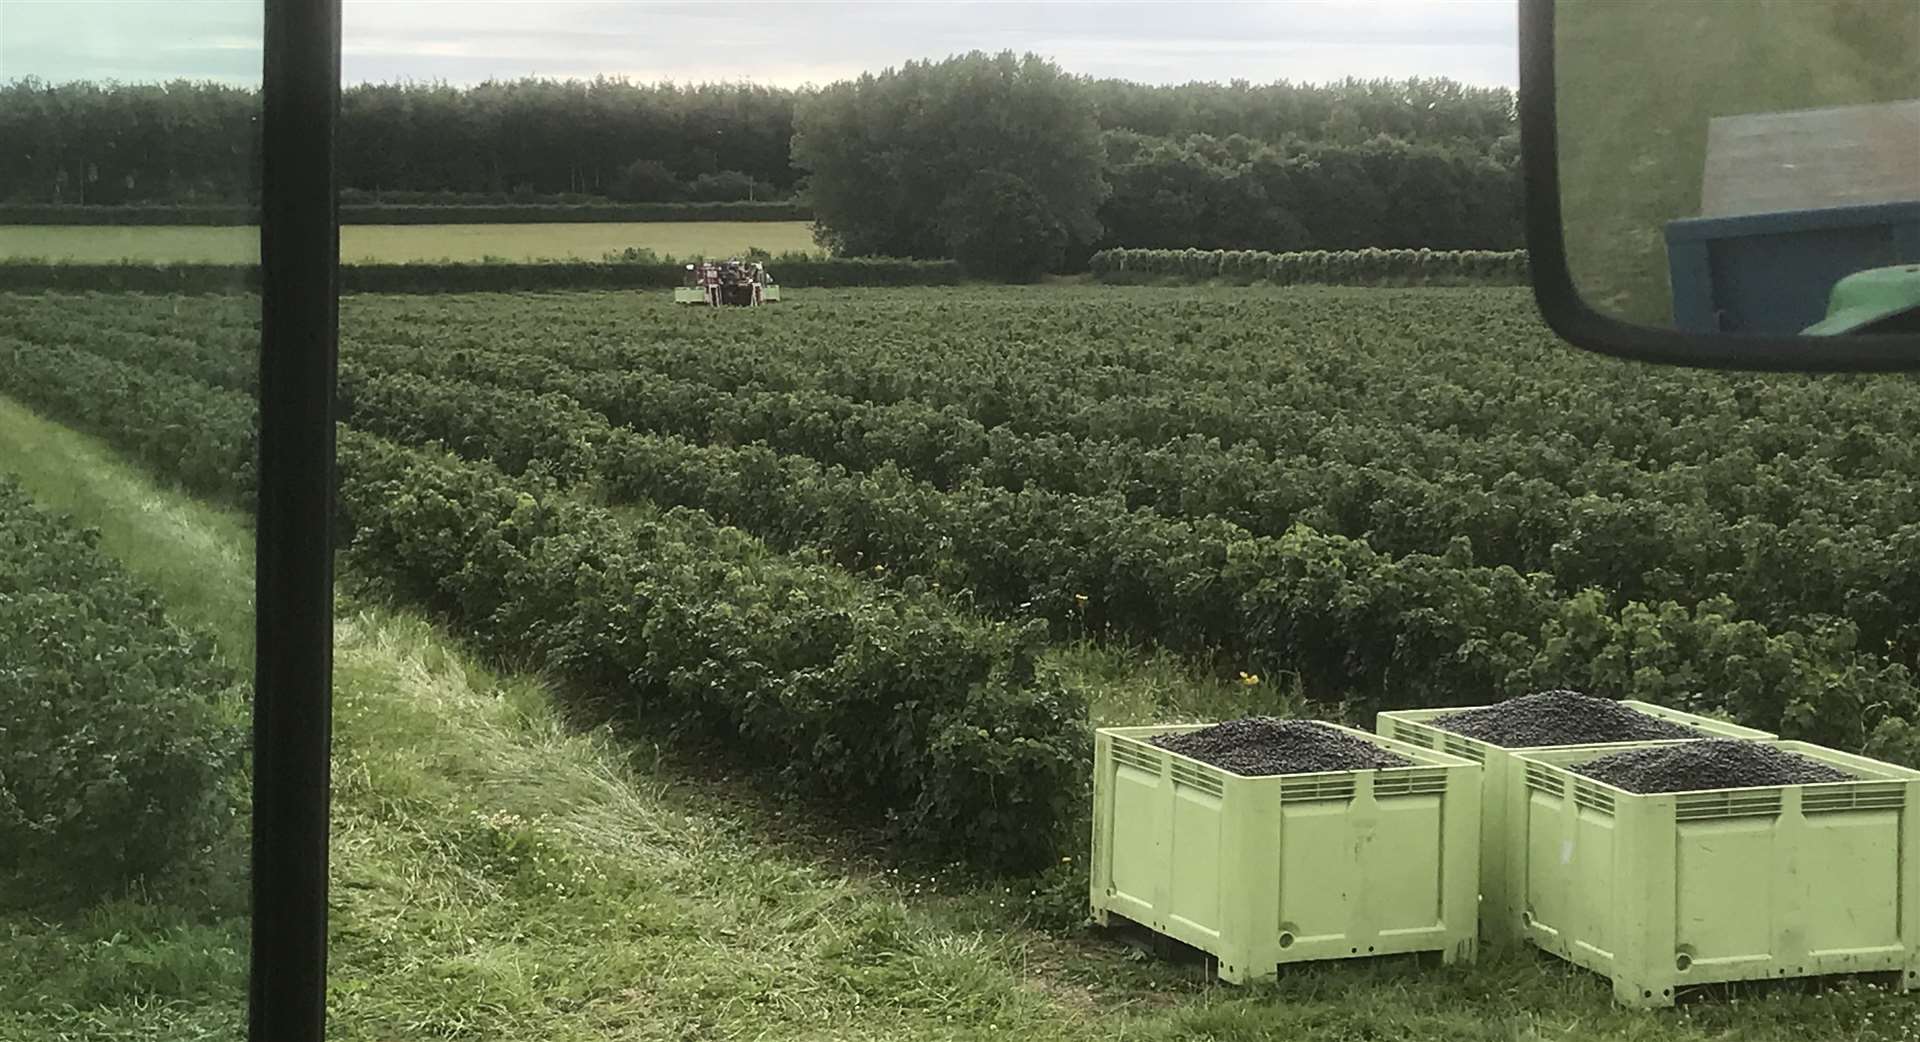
1675 790 1784 821
1525 764 1565 797
1374 769 1450 798
1395 726 1437 750
1279 776 1358 803
1169 760 1225 797
1803 783 1905 815
1112 742 1160 774
1573 781 1615 816
1442 736 1485 763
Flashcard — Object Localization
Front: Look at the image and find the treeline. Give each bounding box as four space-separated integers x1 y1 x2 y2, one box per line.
1100 131 1521 252
1 73 1518 253
0 79 799 205
0 75 1514 206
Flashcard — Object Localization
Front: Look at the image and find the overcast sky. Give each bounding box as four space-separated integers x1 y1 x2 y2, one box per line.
0 1 1517 89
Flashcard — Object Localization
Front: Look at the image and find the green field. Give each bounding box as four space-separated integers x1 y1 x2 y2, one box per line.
0 220 821 263
7 283 1920 1038
1556 0 1920 323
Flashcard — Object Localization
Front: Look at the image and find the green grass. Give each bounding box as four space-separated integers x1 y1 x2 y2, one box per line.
1556 0 1920 324
5 392 1920 1040
0 221 821 264
0 395 253 666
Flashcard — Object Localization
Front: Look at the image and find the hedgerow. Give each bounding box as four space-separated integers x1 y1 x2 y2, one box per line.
1088 246 1528 285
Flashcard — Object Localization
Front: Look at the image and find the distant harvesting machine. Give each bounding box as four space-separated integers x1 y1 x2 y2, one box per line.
675 259 781 306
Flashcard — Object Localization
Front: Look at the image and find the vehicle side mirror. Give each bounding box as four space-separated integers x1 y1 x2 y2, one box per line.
1520 0 1920 370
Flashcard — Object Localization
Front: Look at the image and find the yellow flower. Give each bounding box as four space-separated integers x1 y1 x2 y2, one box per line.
1073 593 1089 605
1239 672 1261 687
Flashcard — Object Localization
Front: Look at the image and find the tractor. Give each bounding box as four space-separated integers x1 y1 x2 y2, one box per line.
675 259 781 306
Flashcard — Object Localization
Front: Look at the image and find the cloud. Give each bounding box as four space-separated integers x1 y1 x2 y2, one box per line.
344 1 1516 87
2 0 1516 87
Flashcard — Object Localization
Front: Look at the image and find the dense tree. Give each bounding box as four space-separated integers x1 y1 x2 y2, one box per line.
791 52 1107 267
940 171 1070 281
608 159 682 202
0 79 259 204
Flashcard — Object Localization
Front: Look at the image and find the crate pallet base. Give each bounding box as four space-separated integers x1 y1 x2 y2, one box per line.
1093 908 1473 985
1551 956 1915 1009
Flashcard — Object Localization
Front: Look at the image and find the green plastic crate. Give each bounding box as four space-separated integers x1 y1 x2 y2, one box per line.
1088 722 1480 983
1510 741 1920 1007
1376 702 1774 944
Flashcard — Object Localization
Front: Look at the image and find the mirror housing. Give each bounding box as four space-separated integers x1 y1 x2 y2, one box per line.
1518 0 1920 371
